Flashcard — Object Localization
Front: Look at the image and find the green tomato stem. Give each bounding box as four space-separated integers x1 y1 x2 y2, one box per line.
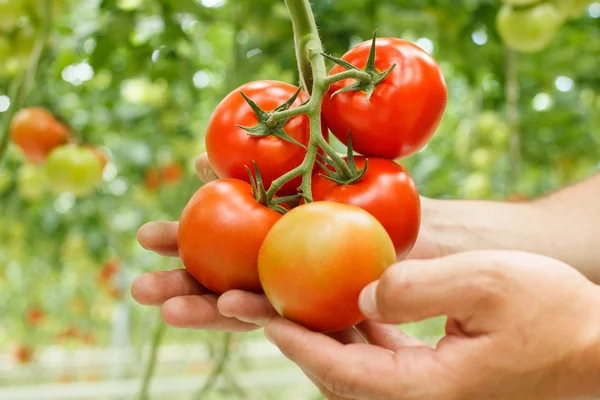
137 315 166 400
322 69 372 87
0 0 54 166
265 0 353 201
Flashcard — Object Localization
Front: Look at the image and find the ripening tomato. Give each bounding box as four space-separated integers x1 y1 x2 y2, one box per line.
12 344 34 364
312 157 420 260
161 162 183 184
206 81 326 196
10 107 72 164
322 38 447 159
26 307 44 326
144 168 161 191
258 201 396 333
178 178 283 294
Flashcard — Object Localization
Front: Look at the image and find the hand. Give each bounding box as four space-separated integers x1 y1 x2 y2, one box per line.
264 251 600 400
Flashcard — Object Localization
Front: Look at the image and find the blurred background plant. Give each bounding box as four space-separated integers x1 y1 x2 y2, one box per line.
0 0 599 399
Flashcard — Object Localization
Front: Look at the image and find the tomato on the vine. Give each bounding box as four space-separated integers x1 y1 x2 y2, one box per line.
178 178 284 294
258 201 396 333
322 38 447 159
312 157 420 260
10 107 72 164
46 144 105 196
496 3 562 54
206 81 326 196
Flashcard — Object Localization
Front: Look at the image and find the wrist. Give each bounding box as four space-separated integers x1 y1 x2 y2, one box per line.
420 197 547 257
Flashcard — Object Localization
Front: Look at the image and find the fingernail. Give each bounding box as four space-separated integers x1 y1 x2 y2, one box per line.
359 281 380 318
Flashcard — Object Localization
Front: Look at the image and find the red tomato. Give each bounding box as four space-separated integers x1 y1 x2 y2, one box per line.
206 81 326 196
10 107 72 164
258 201 396 333
322 38 447 159
178 178 283 294
312 157 420 260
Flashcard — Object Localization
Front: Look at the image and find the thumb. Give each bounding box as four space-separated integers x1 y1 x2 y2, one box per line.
195 153 219 183
359 250 509 327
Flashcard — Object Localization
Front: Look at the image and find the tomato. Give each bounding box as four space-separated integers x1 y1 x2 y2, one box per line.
10 107 72 164
99 260 120 286
312 157 420 260
496 3 562 53
178 178 283 294
206 81 326 196
26 307 44 326
470 147 498 170
161 162 183 184
17 164 47 201
258 201 396 333
12 344 34 364
46 144 104 196
144 168 161 191
502 0 538 5
321 38 447 159
462 172 492 199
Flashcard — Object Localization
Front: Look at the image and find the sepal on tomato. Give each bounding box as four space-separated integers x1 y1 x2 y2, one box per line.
245 161 294 214
235 88 307 149
317 131 368 185
322 31 396 101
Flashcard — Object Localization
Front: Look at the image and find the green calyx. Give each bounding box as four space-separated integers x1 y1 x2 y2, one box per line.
245 162 298 214
236 88 307 149
317 131 368 185
322 31 396 102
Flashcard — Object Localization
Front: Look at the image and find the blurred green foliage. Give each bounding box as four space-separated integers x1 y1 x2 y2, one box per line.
0 0 599 392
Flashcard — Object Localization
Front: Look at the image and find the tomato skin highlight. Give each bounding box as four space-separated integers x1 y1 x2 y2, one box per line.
322 38 447 159
312 157 421 260
178 179 283 294
206 81 322 196
258 201 396 333
10 107 72 164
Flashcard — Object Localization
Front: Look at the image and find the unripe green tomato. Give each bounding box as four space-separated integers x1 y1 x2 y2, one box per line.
18 163 47 201
470 147 497 170
46 145 104 196
462 172 492 199
496 3 563 53
475 111 501 135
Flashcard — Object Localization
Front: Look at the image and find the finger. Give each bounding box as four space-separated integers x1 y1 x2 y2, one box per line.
355 321 427 351
195 153 219 183
264 318 414 400
217 290 277 327
300 367 350 400
137 221 179 257
359 251 508 326
161 295 259 332
131 269 207 306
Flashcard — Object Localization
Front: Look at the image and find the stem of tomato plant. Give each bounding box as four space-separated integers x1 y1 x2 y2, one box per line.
266 0 353 202
0 0 53 166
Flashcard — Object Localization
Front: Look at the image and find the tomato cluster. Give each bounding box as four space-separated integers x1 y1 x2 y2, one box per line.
9 107 106 197
178 36 446 333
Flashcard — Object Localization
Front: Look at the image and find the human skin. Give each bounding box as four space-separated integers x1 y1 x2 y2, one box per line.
131 153 600 399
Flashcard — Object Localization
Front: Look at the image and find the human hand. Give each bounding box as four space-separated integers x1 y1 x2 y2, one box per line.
264 251 600 400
